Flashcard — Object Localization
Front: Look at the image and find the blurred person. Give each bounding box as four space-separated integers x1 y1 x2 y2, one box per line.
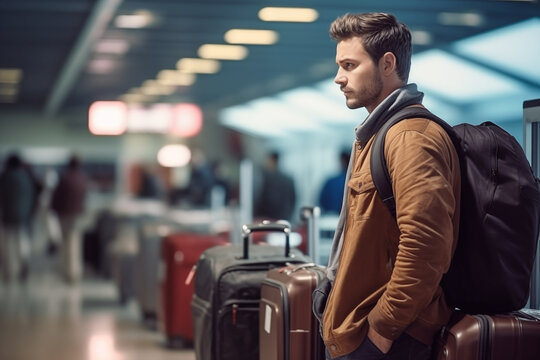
51 155 88 284
313 13 460 360
186 149 215 207
23 162 44 242
138 165 165 200
0 152 35 282
255 152 296 222
211 160 232 205
318 150 350 215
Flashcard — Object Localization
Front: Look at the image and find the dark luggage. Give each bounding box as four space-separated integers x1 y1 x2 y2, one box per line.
259 207 326 360
160 231 229 348
191 221 310 360
431 310 540 359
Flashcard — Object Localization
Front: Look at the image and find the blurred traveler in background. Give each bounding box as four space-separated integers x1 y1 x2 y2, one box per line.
255 152 296 222
51 155 88 284
138 165 166 200
170 149 215 208
211 160 232 205
0 152 35 282
319 150 350 215
187 149 215 207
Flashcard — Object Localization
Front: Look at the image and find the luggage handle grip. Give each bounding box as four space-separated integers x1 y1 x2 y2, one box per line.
241 220 291 259
282 262 318 275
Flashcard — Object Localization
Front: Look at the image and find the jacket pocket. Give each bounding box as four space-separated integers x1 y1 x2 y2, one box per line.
347 171 376 220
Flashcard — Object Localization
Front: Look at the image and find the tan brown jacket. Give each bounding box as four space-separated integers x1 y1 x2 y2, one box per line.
322 116 461 358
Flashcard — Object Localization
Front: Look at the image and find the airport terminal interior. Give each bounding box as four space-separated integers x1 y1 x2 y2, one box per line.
0 256 196 360
1 0 540 359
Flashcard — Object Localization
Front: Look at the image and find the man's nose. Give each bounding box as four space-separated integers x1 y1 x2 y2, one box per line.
334 71 345 85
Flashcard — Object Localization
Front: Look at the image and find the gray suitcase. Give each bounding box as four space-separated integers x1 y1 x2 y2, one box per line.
135 217 177 327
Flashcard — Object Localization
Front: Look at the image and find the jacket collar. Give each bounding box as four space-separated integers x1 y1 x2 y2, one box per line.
355 83 424 143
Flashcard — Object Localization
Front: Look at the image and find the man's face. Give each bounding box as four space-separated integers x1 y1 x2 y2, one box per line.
334 37 383 112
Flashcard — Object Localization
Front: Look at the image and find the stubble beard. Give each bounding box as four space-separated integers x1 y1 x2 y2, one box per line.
345 72 384 110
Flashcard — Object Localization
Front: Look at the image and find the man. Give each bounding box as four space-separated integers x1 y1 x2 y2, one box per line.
0 153 35 281
255 152 296 222
51 155 87 283
314 13 461 359
319 151 350 215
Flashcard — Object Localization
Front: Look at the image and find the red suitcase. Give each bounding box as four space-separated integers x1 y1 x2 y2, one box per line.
259 207 326 360
160 231 229 348
432 310 540 359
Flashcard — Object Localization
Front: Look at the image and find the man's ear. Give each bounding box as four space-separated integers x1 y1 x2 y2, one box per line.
379 52 397 76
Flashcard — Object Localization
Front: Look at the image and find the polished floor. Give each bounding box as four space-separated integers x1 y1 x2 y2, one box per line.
0 254 196 360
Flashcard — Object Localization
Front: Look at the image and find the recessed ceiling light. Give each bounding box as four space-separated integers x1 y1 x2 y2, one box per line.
258 7 318 22
0 84 18 96
224 29 279 45
94 39 130 54
411 30 433 45
438 12 484 27
115 11 155 28
0 68 23 84
198 44 248 60
157 70 196 86
176 58 221 74
87 59 117 74
141 80 176 96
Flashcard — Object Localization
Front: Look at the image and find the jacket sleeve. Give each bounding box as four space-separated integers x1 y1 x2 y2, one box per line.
367 120 460 340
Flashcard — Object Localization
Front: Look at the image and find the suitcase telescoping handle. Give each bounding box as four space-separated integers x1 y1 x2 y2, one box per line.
300 206 320 263
241 221 291 259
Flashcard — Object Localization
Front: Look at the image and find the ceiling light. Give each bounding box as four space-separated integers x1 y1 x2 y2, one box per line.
87 59 117 74
258 7 318 22
141 80 176 96
0 84 18 96
94 39 129 54
0 68 23 84
438 12 484 27
198 44 248 60
157 70 196 86
115 11 155 28
176 58 221 74
411 30 433 45
224 29 279 45
119 93 154 103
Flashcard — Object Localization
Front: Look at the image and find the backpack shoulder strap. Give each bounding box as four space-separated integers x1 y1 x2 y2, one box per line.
370 107 453 218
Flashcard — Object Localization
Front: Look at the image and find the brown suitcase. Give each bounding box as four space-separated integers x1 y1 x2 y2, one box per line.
259 263 326 360
432 310 540 359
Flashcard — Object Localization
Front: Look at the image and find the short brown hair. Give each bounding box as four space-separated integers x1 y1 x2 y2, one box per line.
330 13 412 82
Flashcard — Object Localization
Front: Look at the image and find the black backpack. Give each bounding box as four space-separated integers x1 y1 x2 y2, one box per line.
370 106 540 314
